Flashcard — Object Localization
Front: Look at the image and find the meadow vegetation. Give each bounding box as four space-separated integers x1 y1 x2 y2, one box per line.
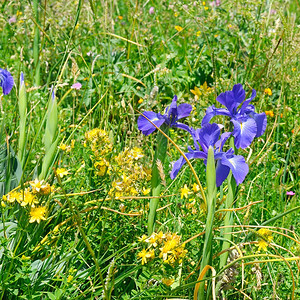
0 0 299 299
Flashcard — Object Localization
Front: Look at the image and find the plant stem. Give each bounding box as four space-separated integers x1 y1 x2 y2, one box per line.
198 147 217 299
148 125 169 235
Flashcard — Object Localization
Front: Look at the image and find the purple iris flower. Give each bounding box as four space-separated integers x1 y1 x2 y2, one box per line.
137 95 192 135
0 68 14 95
202 84 267 149
170 123 249 187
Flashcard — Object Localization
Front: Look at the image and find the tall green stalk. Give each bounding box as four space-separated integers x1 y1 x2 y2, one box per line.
17 73 27 166
33 0 40 86
198 146 217 299
219 137 237 271
148 125 169 235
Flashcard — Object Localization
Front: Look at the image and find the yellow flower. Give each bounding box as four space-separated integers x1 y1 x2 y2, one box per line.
143 188 151 195
191 86 202 100
20 189 38 207
256 228 273 252
162 278 175 286
29 179 52 195
58 143 71 152
138 234 148 242
196 31 201 37
264 88 272 96
138 98 143 104
118 16 123 20
192 183 200 193
137 249 153 265
265 110 274 117
2 190 21 204
174 12 178 17
56 168 69 178
29 206 47 223
148 233 158 248
175 25 183 32
67 275 74 283
180 184 190 199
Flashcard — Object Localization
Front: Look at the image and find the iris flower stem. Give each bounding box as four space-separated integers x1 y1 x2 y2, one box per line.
218 137 237 289
198 147 217 299
218 172 236 267
148 125 169 235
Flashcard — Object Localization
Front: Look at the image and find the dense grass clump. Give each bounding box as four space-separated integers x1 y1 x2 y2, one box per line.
0 1 299 299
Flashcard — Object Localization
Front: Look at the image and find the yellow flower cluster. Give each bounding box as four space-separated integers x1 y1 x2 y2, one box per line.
265 110 274 117
264 88 272 96
257 228 273 252
108 147 151 199
137 231 187 266
190 82 213 100
2 179 53 223
85 128 113 176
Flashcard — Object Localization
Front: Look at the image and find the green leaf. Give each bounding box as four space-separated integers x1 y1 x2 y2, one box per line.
0 142 22 198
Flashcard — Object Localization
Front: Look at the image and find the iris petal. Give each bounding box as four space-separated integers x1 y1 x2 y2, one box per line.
220 153 249 185
216 161 230 187
170 151 206 179
231 118 257 149
0 68 14 95
177 103 193 120
198 123 220 152
201 105 231 125
253 112 267 137
137 111 165 135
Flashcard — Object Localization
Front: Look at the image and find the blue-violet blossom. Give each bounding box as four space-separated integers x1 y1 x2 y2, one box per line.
202 84 267 149
170 123 249 187
137 95 192 135
0 68 14 95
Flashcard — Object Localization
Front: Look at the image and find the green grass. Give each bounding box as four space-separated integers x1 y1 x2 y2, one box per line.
0 0 299 299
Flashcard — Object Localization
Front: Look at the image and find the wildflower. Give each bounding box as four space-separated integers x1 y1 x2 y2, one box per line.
118 16 123 20
143 188 151 195
29 206 47 223
264 88 272 96
202 84 267 149
149 7 155 14
286 191 295 196
196 31 201 37
265 110 274 117
67 275 73 283
148 233 158 247
156 231 165 241
71 82 82 90
138 98 143 104
0 68 14 95
162 278 175 286
20 189 39 207
137 95 192 135
191 86 202 100
56 168 69 178
138 234 148 242
29 179 52 195
2 190 21 204
192 183 200 193
257 228 273 251
8 16 17 24
171 123 249 187
138 249 153 265
180 184 190 199
175 25 183 32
